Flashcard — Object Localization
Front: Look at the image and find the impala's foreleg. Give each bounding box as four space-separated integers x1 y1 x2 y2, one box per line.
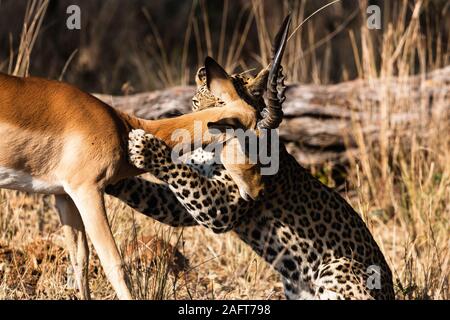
55 195 90 299
67 186 132 300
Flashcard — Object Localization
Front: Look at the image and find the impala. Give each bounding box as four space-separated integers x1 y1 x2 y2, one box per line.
0 57 262 299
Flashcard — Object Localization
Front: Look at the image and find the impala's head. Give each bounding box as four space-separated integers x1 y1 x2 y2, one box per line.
196 14 291 131
194 15 291 200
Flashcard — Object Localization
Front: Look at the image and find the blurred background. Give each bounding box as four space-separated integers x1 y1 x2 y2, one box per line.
0 0 448 93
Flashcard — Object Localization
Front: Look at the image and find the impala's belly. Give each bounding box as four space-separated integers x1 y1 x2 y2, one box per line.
0 167 65 194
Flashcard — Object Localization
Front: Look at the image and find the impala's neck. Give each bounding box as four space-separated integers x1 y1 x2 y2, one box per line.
117 107 231 149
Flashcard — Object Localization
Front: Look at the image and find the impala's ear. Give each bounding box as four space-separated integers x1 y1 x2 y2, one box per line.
205 56 240 103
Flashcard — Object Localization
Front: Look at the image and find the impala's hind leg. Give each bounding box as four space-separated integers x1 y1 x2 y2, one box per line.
55 195 90 299
67 186 132 300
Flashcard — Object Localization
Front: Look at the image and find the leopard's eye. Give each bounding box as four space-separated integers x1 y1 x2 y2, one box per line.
192 98 200 109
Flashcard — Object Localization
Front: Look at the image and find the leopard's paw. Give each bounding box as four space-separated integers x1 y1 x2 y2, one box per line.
128 129 148 169
128 129 172 170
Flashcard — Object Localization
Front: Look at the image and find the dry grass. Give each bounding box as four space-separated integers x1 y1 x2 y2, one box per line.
0 192 284 300
0 0 449 300
343 0 449 300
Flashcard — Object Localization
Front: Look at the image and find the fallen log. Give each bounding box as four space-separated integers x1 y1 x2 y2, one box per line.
95 66 450 167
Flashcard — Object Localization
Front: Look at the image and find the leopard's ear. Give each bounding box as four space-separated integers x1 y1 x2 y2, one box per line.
195 67 207 87
204 56 240 103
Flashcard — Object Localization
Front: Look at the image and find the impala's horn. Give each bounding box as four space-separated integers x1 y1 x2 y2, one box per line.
257 14 291 129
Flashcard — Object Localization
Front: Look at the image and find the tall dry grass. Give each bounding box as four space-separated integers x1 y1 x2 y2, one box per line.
0 0 449 299
345 0 449 299
10 0 49 77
